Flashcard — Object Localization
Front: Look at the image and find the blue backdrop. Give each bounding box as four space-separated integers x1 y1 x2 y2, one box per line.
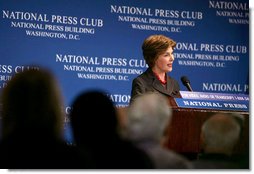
0 0 249 142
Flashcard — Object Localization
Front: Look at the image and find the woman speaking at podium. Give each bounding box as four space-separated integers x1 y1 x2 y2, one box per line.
130 34 181 104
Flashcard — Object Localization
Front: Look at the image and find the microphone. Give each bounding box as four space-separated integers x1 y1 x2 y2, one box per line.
181 76 193 92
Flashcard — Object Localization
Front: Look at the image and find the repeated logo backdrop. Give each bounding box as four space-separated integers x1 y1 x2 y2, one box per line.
0 0 249 141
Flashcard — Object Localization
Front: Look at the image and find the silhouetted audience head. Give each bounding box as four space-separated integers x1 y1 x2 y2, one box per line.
70 90 118 145
124 93 192 169
69 90 154 169
1 67 64 139
125 92 172 143
200 113 241 156
192 113 245 169
0 67 87 169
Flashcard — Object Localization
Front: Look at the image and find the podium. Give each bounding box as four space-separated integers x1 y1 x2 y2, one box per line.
164 92 249 156
116 91 249 157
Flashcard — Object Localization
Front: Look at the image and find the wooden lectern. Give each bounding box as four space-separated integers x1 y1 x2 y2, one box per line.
116 93 249 159
164 97 249 157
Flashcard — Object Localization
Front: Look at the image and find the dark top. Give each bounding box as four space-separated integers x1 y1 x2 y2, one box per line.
192 153 248 169
130 68 181 103
80 138 154 169
0 135 91 169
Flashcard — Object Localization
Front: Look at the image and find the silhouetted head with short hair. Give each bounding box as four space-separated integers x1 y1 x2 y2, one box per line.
201 113 241 156
69 90 154 169
70 90 118 146
125 92 172 143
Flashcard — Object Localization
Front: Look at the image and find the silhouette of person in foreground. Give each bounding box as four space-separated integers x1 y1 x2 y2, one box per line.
70 90 154 169
192 113 247 169
123 93 192 169
0 67 85 169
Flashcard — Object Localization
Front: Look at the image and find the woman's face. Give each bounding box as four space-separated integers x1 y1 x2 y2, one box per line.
153 47 174 73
